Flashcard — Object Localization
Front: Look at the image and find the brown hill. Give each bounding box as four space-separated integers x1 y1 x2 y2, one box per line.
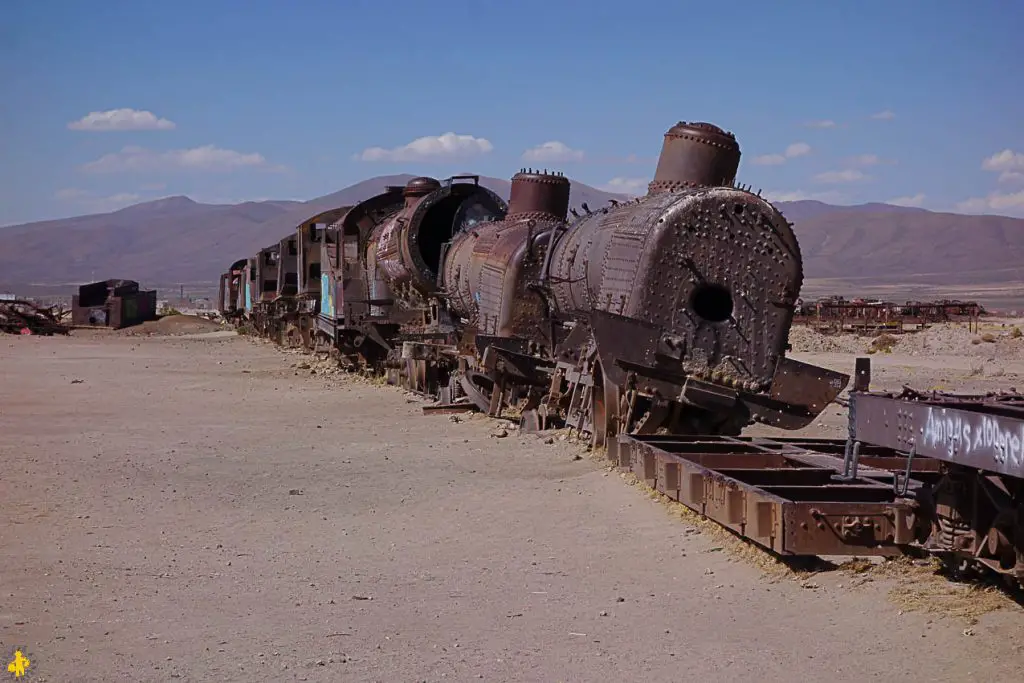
1 178 1022 296
0 175 628 289
783 201 1023 280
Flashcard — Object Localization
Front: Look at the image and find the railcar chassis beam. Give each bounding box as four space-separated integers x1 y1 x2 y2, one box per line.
846 361 1024 584
614 434 942 557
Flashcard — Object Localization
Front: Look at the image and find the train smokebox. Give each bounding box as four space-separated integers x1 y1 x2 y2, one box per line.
507 170 571 221
402 176 442 206
647 122 741 195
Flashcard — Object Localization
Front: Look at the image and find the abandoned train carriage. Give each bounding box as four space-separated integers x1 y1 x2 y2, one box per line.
217 259 248 321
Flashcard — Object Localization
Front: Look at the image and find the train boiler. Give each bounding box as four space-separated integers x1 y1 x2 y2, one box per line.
318 176 507 371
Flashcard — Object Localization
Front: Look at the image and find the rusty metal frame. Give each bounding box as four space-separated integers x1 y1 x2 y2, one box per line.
849 390 1024 480
615 434 942 556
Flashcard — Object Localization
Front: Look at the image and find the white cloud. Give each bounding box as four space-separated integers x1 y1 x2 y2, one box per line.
886 193 926 208
601 177 648 196
803 120 837 129
785 142 811 158
68 108 176 132
751 153 786 166
763 189 846 204
355 132 493 162
81 144 280 173
848 154 896 167
955 190 1024 217
751 141 812 166
55 188 90 201
521 141 585 163
982 149 1024 173
54 188 142 212
999 170 1024 184
870 110 896 121
813 169 868 184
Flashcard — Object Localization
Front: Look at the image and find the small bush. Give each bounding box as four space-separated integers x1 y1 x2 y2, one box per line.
868 333 898 354
1011 327 1022 339
981 333 996 343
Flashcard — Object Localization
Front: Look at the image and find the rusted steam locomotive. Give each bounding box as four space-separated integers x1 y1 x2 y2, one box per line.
219 121 849 451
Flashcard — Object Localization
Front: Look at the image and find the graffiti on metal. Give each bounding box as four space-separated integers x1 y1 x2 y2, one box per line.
851 392 1024 480
921 405 1024 473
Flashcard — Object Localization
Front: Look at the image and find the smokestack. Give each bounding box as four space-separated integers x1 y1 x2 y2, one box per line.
647 121 742 195
402 177 441 207
507 170 570 221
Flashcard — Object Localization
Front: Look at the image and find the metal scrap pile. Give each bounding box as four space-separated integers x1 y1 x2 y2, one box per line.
0 299 70 335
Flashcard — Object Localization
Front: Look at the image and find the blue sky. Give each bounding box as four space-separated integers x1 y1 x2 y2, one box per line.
2 0 1022 226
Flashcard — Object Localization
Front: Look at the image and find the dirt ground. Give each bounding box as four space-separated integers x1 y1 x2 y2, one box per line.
2 323 1023 682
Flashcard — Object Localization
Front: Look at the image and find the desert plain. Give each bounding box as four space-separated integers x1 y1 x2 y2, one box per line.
2 318 1024 682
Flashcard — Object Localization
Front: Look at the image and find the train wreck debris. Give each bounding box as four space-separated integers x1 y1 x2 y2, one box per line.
793 296 985 335
0 299 70 335
71 279 158 330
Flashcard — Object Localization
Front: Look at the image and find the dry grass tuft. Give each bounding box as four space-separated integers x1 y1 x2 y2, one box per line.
867 333 898 354
878 557 1014 625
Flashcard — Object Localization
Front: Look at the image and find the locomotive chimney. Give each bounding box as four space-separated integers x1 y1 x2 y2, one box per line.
402 176 441 207
647 122 741 195
507 170 570 221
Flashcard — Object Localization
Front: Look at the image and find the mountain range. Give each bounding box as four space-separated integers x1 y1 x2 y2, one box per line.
1 175 1022 304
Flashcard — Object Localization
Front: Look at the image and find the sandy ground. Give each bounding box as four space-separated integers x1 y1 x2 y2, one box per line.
2 324 1023 682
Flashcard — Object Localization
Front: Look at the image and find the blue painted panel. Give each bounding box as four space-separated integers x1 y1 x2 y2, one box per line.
320 272 334 318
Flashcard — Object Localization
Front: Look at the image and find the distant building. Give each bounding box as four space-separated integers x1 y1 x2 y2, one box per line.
71 279 158 329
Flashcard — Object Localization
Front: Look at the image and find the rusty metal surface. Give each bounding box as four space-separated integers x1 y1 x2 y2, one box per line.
617 433 927 556
71 279 157 329
850 388 1024 479
276 234 299 298
297 206 352 297
1 299 70 335
846 375 1024 583
548 186 803 389
647 122 741 195
371 176 507 298
442 174 567 342
506 170 570 222
794 296 985 335
255 244 280 303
